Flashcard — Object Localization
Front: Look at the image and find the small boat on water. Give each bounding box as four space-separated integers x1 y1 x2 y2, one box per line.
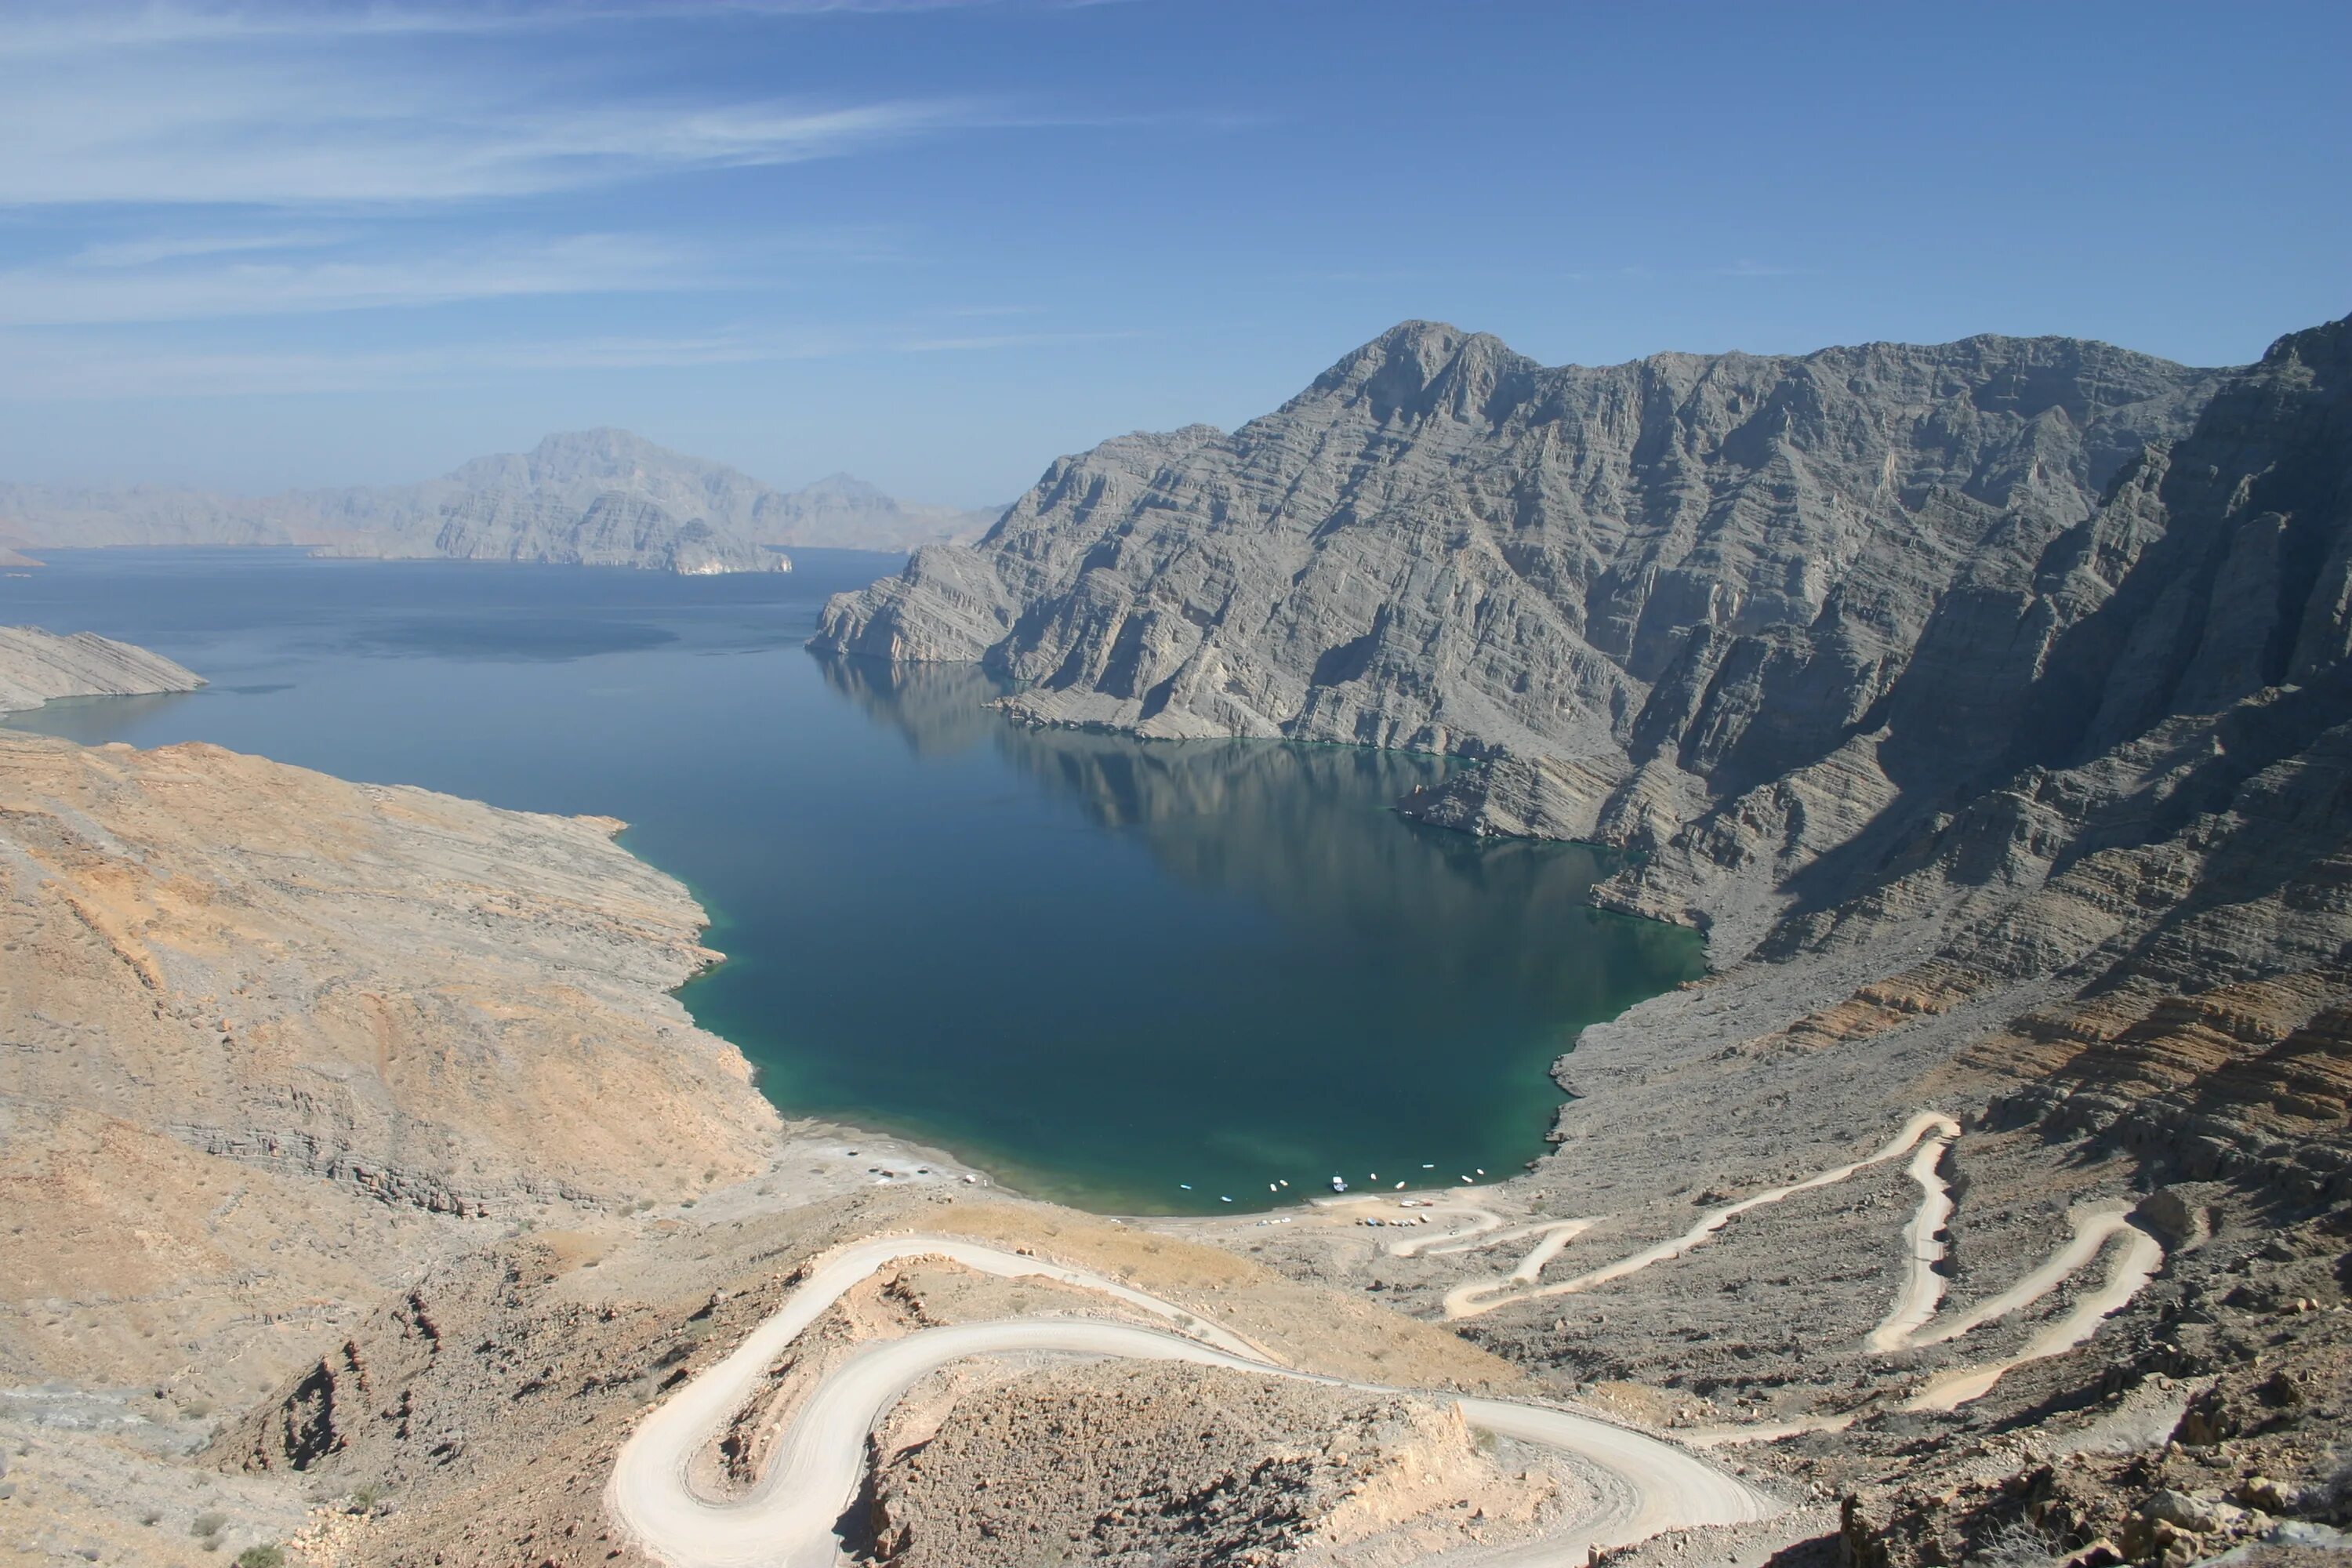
1330 1175 1348 1192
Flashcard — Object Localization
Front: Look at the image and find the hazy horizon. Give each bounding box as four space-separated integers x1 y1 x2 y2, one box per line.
1 0 2344 506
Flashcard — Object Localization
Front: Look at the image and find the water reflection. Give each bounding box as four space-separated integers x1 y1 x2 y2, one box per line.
813 652 1701 1025
816 652 1006 758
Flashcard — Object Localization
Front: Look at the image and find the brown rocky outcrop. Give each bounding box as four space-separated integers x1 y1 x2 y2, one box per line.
0 728 779 1399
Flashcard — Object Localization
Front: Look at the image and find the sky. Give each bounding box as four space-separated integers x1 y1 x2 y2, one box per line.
0 1 2346 506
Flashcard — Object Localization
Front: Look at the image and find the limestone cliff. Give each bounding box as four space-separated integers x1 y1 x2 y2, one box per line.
814 326 2214 764
812 317 2350 996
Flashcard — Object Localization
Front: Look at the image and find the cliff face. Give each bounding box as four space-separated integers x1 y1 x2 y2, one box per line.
815 325 2215 764
0 623 204 717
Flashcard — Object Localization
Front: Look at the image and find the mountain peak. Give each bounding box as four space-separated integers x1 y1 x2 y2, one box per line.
1309 320 1531 420
797 472 890 502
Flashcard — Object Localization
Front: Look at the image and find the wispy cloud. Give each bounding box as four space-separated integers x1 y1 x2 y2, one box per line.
0 0 1229 209
0 332 791 399
0 234 707 325
72 230 348 268
0 2 1030 56
0 2 1152 411
0 53 986 206
1713 259 1803 278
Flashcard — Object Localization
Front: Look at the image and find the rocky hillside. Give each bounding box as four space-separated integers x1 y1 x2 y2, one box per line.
813 317 2352 956
0 727 784 1380
0 623 204 717
0 428 994 572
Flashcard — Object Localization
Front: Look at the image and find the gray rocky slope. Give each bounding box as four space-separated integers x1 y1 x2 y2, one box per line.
0 623 204 717
0 429 999 572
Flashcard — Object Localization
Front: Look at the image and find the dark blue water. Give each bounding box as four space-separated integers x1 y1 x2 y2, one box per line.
0 549 1703 1213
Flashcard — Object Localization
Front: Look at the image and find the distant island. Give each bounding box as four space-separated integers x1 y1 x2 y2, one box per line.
0 427 1004 575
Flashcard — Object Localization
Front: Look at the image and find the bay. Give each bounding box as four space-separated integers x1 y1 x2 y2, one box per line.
1 548 1704 1213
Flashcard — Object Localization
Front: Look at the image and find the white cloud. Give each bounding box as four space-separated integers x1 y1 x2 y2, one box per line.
0 234 708 325
72 230 348 268
0 51 982 206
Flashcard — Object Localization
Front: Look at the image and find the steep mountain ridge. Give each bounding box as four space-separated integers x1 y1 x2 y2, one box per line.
815 321 2216 764
812 318 2352 974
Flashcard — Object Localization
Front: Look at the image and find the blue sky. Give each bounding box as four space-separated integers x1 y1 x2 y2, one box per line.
1 1 2345 505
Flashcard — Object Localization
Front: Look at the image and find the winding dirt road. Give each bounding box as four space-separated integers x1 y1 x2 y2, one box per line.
1445 1113 1962 1320
607 1112 2172 1560
1407 1109 2165 1440
605 1234 1781 1568
1864 1127 1961 1352
1904 1219 2166 1411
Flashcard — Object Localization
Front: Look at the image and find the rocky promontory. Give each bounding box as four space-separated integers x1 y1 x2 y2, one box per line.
0 623 204 717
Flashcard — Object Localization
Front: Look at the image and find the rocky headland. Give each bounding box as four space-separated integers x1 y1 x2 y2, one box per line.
0 625 204 717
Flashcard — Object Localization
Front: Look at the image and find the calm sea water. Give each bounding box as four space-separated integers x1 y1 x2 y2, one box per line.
1 549 1702 1213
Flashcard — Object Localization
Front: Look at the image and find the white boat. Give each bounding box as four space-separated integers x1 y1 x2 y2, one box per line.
1330 1175 1348 1192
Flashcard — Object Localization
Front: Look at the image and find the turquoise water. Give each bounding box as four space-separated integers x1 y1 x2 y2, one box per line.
1 549 1704 1213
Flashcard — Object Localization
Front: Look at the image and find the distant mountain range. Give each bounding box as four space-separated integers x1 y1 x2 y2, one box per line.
0 429 1004 574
